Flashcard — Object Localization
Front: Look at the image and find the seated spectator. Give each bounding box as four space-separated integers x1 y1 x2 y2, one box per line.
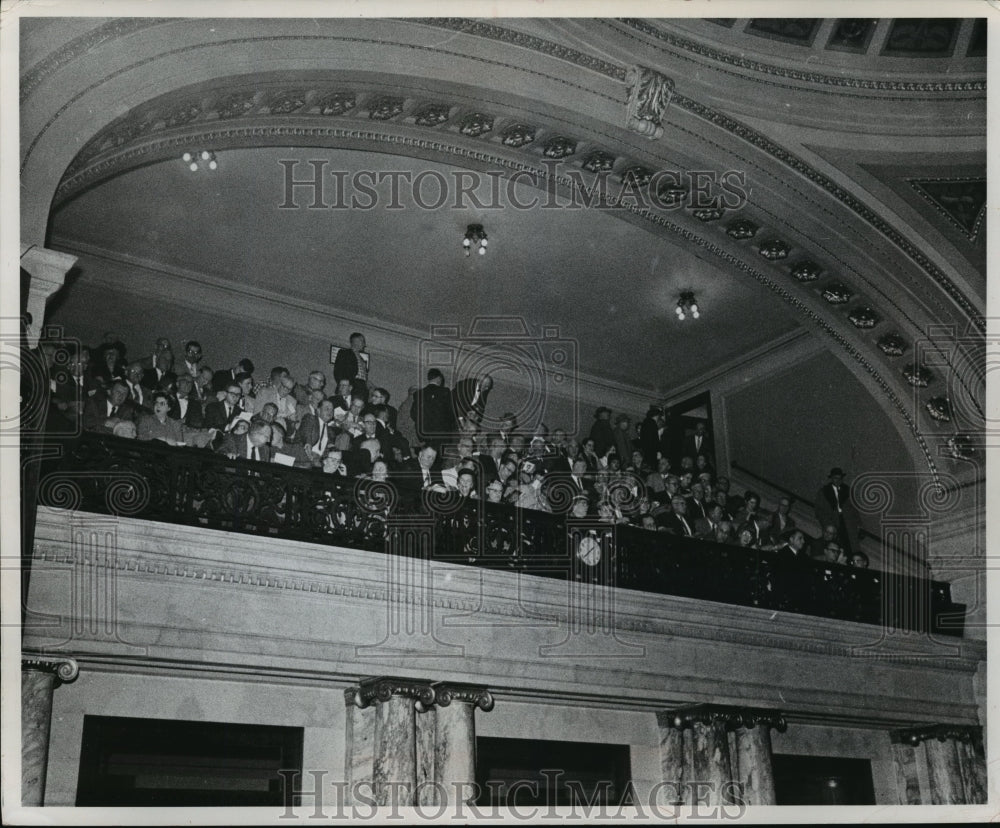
694 503 725 540
194 365 214 402
170 375 204 428
506 459 551 511
767 496 797 542
810 524 840 559
364 387 397 430
456 468 477 499
822 541 848 566
714 520 736 545
330 379 356 420
640 514 658 531
372 404 410 462
218 421 272 462
484 478 505 504
297 398 336 466
686 482 709 521
657 494 695 537
295 387 326 435
137 391 185 445
212 358 255 395
646 456 671 494
771 528 809 560
580 438 602 472
91 342 127 389
83 380 136 434
292 369 327 406
253 368 298 427
321 448 349 477
112 420 137 439
715 476 743 516
850 551 870 569
737 527 757 549
253 402 279 426
123 361 153 412
204 383 245 433
142 349 176 391
694 454 715 480
370 459 390 483
268 422 311 468
569 494 591 519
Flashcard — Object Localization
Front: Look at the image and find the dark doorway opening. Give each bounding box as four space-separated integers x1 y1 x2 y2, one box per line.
772 754 876 805
666 390 715 471
476 737 631 807
76 715 303 806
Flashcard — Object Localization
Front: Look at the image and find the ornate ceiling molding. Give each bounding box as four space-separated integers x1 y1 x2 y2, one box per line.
909 177 987 243
609 19 986 96
19 18 175 103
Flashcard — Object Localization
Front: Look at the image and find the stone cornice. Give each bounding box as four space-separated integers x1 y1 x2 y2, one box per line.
21 652 80 683
659 703 787 732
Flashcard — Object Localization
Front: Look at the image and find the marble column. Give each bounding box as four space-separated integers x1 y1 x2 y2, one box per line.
353 677 436 807
659 704 785 807
21 654 79 806
432 683 494 806
924 736 964 804
343 688 375 805
654 712 684 807
732 715 779 805
891 724 986 805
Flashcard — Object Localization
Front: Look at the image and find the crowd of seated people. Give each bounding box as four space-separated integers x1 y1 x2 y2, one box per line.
34 331 869 569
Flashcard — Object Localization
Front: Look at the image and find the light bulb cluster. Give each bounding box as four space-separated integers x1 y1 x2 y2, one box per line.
463 224 488 256
675 291 700 321
181 150 218 172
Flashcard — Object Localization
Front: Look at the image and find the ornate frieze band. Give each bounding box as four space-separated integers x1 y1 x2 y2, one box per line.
21 653 80 683
663 703 787 732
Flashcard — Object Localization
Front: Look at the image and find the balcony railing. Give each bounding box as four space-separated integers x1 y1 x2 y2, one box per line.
35 434 964 637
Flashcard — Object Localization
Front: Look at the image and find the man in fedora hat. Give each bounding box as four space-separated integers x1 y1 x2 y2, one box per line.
639 404 666 467
815 467 861 557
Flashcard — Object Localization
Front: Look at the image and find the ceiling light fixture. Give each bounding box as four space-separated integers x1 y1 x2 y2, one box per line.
181 150 218 172
675 291 700 320
463 223 488 256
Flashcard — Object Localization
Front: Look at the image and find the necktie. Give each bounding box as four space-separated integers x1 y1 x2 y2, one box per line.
110 405 117 417
695 435 702 451
423 468 431 486
680 516 691 535
252 446 260 461
833 486 842 511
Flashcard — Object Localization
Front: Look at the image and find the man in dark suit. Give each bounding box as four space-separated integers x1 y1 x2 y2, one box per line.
203 383 244 432
397 445 446 506
170 375 204 428
82 381 136 433
142 350 176 391
639 406 666 468
452 373 493 427
694 502 725 540
52 344 101 421
363 387 397 430
333 332 369 398
410 368 455 449
815 467 860 556
656 494 696 537
686 482 710 522
218 421 273 461
682 421 714 463
296 399 337 466
212 358 255 395
767 496 797 544
123 361 154 413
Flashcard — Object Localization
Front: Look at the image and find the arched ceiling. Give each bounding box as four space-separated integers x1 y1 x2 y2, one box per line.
19 14 988 482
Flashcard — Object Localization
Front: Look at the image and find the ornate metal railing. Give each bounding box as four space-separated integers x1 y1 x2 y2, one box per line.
37 434 963 636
